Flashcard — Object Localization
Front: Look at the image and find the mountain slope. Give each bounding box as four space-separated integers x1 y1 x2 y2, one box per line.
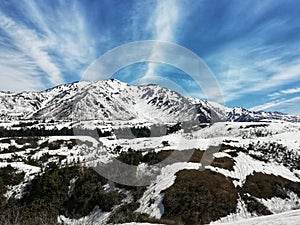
0 79 213 123
0 79 299 123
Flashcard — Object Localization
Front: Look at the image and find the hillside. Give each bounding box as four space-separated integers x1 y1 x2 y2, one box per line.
0 80 299 225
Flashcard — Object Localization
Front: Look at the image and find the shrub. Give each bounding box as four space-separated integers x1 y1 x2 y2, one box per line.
162 141 170 147
0 166 25 211
18 165 123 221
239 193 272 216
167 123 181 134
109 202 179 225
64 168 123 218
211 157 235 171
242 172 300 199
142 150 172 165
130 127 151 138
117 148 143 166
0 165 25 186
162 169 238 224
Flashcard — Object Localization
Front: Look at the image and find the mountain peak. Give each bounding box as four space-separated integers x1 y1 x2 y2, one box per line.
1 80 300 123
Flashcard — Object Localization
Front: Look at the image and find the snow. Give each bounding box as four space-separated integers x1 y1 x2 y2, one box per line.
58 207 111 225
101 131 224 153
2 79 300 225
259 192 300 213
136 162 200 219
116 223 165 225
48 135 100 147
210 209 300 225
59 182 134 225
210 197 253 223
207 152 300 187
2 79 300 122
0 162 40 174
0 162 41 199
271 131 300 150
67 177 78 197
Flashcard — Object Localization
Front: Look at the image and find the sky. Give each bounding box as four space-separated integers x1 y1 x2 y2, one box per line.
0 0 300 114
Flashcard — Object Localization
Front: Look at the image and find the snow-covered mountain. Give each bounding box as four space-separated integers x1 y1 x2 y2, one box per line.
0 79 300 225
0 80 207 123
227 107 300 122
0 79 299 123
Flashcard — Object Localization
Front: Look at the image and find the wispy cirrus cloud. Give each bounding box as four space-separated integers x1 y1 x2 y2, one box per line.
0 0 300 114
250 96 300 114
0 13 64 86
269 87 300 98
218 57 300 102
0 49 44 91
142 0 180 81
176 0 300 113
0 0 99 90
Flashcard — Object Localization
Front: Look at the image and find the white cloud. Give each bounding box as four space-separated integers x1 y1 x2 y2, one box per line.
259 63 300 90
0 1 100 91
0 13 64 86
152 0 179 42
281 87 300 94
250 96 300 112
23 1 98 71
268 92 282 98
268 87 300 98
143 0 180 79
211 43 300 103
0 49 44 91
250 100 283 111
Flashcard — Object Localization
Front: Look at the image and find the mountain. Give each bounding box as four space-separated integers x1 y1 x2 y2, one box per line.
1 79 300 225
0 79 299 123
0 79 206 123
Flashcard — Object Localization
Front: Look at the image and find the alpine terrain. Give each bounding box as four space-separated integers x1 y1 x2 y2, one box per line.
0 79 299 225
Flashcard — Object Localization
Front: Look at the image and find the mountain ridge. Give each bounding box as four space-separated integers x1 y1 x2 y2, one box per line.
0 79 299 123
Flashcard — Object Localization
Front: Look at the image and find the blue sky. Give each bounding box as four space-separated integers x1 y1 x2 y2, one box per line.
0 0 300 114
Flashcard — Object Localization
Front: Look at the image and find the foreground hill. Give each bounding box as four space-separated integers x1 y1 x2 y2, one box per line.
0 120 299 225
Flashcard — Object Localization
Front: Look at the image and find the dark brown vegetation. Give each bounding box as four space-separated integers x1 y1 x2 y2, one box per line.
0 137 39 153
110 166 239 225
219 141 300 170
162 169 238 225
0 137 93 155
242 172 300 199
0 126 111 137
1 135 299 225
239 193 272 216
108 201 181 225
109 206 179 225
188 150 235 171
117 149 235 171
0 165 25 187
0 165 25 209
212 157 235 171
238 172 300 216
0 207 58 225
0 165 124 225
113 123 182 139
